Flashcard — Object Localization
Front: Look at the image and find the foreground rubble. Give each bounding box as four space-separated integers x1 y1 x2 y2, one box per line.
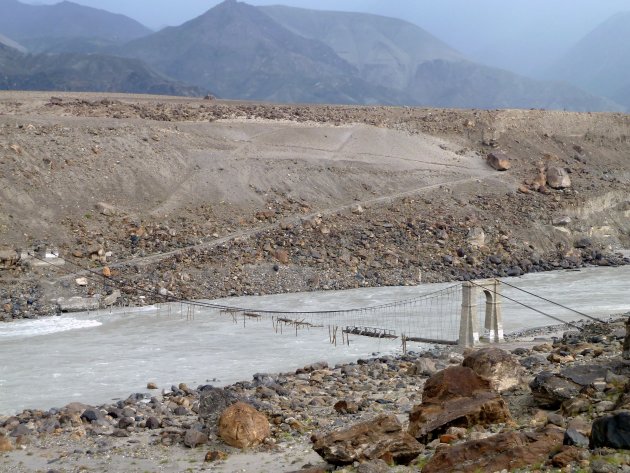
1 315 629 472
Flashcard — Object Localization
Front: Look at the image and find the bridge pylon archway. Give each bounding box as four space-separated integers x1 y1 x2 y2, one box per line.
459 279 503 347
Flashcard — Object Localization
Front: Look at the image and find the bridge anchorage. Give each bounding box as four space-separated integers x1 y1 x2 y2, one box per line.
459 279 503 347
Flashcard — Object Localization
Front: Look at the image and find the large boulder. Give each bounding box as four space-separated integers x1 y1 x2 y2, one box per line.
486 152 511 171
0 434 13 452
462 348 524 392
590 412 630 449
422 366 491 403
529 371 581 408
546 167 571 189
218 402 270 449
312 414 423 466
422 426 564 473
408 366 511 443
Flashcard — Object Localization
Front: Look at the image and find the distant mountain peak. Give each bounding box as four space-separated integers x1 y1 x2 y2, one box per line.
0 0 151 44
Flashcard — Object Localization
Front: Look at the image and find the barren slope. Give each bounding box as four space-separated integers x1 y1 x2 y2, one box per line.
0 92 629 318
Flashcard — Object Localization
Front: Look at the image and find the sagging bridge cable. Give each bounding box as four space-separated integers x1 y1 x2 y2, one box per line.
469 279 585 332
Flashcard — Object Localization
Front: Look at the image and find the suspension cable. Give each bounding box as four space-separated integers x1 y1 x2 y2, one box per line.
498 278 600 322
469 279 585 332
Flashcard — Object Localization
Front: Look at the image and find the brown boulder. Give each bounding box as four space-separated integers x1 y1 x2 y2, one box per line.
409 392 511 443
334 399 359 415
408 366 512 443
551 446 584 468
0 434 13 452
312 414 423 466
462 348 524 392
422 426 564 473
486 152 511 171
422 366 491 403
218 402 270 449
546 167 571 189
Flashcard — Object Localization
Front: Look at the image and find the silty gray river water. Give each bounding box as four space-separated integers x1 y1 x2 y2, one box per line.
0 265 629 415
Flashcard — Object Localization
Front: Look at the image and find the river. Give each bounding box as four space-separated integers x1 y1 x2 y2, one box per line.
0 265 629 415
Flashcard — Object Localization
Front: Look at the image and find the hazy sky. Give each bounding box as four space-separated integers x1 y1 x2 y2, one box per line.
28 0 630 76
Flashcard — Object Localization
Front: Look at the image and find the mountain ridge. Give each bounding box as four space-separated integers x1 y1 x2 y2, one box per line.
260 4 463 92
120 0 411 105
0 45 203 96
0 0 152 47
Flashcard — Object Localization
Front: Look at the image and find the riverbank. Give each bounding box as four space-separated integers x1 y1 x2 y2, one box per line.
1 315 629 472
3 266 630 415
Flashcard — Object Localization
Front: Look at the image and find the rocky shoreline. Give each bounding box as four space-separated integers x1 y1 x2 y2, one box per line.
1 315 629 472
3 244 628 320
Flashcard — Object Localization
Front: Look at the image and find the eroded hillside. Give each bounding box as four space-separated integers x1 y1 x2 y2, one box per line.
0 92 629 318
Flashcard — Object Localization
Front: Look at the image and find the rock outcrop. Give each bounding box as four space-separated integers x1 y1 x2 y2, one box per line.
312 414 423 466
408 366 512 443
422 425 564 473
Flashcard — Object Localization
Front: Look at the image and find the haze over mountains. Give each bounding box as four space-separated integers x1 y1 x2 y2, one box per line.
1 0 628 112
546 12 630 110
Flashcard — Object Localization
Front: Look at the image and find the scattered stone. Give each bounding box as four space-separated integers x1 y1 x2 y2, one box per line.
184 429 208 448
333 400 359 415
352 205 364 215
546 167 571 189
147 382 158 390
95 202 117 217
274 249 290 265
80 408 104 423
564 427 589 447
552 216 572 226
312 414 423 466
145 417 161 430
75 277 88 286
574 237 593 249
467 227 485 248
205 450 229 462
408 357 438 376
